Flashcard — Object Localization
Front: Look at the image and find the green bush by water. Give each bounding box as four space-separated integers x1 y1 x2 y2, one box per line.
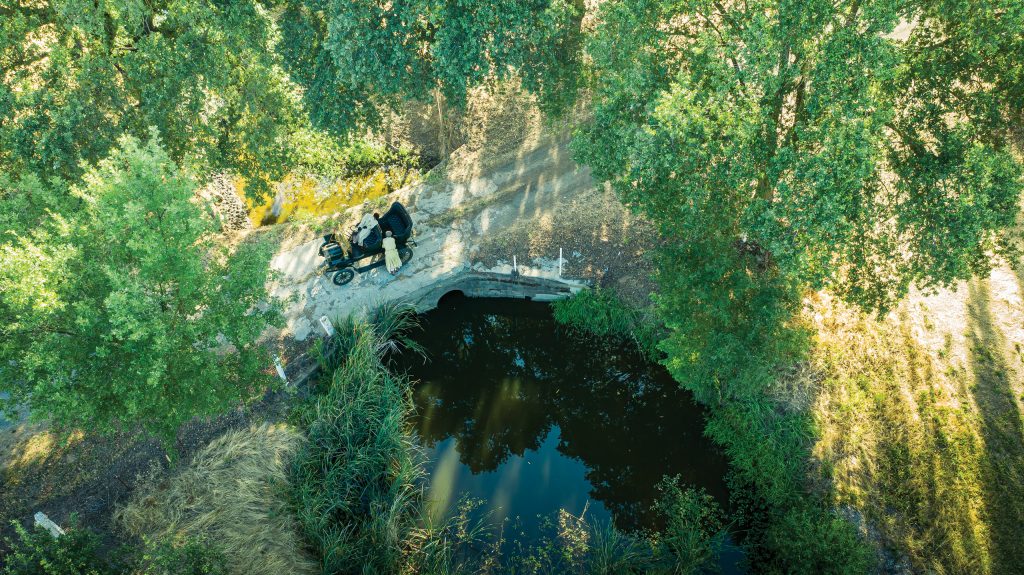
292 308 424 574
552 288 661 358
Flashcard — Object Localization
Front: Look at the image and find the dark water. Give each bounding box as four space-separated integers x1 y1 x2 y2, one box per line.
398 295 740 568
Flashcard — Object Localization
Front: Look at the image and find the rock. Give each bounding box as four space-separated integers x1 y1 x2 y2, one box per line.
291 317 313 341
197 174 252 231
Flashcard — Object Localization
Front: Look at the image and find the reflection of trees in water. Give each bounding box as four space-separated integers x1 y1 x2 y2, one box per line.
405 299 729 533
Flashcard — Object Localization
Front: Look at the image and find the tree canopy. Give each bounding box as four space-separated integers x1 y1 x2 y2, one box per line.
571 0 1024 401
0 134 281 442
279 0 585 135
0 0 302 195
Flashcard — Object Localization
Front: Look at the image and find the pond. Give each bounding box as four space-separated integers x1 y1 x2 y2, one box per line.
397 294 743 571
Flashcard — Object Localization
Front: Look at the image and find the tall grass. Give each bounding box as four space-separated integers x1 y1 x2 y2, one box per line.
292 304 425 574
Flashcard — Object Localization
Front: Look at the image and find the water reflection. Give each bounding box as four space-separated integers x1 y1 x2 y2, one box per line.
401 296 729 535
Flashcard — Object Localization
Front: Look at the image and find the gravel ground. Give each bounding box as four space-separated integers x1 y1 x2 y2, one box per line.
473 184 660 309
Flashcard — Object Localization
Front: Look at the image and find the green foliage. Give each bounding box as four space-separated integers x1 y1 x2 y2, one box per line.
571 5 1023 567
0 133 282 444
2 521 117 575
655 242 809 405
292 308 424 574
762 505 872 575
0 0 304 197
704 398 872 574
132 537 228 575
654 479 726 575
2 521 228 575
288 129 420 180
551 288 660 357
278 0 585 135
573 0 1024 398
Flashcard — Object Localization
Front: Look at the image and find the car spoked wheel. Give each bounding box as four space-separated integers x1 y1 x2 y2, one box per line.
332 268 355 286
399 246 413 264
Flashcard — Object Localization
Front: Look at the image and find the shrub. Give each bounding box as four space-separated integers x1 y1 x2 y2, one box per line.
288 129 420 180
762 505 872 575
133 538 228 575
552 288 660 357
654 479 727 575
2 520 116 575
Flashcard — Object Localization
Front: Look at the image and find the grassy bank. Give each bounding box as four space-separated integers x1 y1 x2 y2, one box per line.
812 284 1024 575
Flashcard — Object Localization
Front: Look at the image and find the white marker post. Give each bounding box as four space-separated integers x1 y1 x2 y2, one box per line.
558 248 563 278
513 255 518 275
318 315 335 337
34 512 65 538
273 355 287 385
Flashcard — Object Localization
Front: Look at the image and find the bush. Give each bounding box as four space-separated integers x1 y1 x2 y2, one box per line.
2 520 116 575
133 538 228 575
762 505 872 575
2 521 228 575
704 398 873 573
654 479 727 575
288 128 419 180
552 288 660 357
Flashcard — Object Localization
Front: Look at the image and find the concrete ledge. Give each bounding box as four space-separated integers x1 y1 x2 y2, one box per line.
402 271 587 312
282 271 588 387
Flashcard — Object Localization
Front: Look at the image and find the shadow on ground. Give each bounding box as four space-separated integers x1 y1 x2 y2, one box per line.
967 280 1024 575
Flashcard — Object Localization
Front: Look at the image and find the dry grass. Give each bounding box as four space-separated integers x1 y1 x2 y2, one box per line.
116 423 318 575
809 284 1024 575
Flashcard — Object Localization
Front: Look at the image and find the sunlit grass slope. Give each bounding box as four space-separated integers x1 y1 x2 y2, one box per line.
811 277 1024 575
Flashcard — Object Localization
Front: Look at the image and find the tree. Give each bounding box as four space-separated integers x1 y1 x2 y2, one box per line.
278 0 585 136
572 0 1024 401
0 133 282 443
0 0 302 198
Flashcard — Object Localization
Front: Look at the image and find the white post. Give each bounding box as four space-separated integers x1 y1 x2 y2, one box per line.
513 255 518 275
559 248 563 278
273 355 287 385
318 316 335 337
34 512 65 538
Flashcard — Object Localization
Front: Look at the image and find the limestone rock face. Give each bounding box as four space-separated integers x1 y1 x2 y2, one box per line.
199 174 252 231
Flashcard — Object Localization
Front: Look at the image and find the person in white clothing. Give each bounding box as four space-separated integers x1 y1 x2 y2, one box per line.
383 231 402 273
